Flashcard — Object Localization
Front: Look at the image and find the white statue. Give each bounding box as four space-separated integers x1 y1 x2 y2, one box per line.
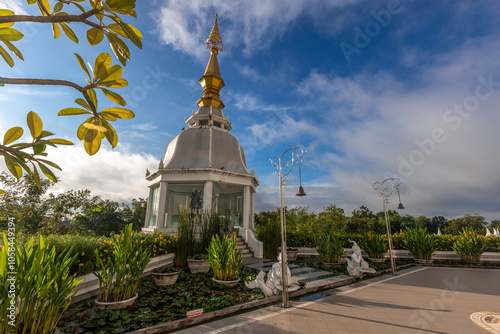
245 252 299 297
346 240 376 277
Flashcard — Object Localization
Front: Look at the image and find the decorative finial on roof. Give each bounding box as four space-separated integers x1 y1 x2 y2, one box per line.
196 13 225 109
146 168 150 177
159 158 164 169
207 12 223 52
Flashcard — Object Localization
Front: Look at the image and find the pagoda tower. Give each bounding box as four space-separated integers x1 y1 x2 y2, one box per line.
143 15 261 256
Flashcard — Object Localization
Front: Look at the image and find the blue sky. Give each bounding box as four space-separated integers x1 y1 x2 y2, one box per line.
1 0 500 221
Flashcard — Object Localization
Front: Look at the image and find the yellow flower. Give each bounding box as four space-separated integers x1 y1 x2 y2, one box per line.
81 252 85 256
79 263 84 267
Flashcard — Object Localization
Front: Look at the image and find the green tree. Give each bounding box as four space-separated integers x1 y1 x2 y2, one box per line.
0 0 142 192
316 205 347 233
121 197 147 231
351 205 375 218
430 216 448 234
73 198 125 236
444 214 486 235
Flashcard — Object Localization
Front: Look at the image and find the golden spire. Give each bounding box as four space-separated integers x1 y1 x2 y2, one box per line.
197 13 225 109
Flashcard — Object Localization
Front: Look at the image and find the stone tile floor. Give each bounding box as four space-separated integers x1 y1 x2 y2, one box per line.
173 266 500 334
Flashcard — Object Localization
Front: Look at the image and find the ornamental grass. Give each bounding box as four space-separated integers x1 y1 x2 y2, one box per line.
453 227 487 263
316 231 344 263
402 227 437 260
359 233 388 259
208 233 243 281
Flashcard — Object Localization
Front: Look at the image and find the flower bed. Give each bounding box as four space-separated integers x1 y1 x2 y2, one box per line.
42 232 177 276
58 269 263 333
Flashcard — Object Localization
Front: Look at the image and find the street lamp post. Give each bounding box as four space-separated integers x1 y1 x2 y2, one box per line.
271 146 305 308
373 178 404 275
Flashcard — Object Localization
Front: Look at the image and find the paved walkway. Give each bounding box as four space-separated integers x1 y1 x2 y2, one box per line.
174 266 500 334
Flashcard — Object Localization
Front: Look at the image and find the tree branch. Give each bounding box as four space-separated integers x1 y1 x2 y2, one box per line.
0 77 97 113
0 9 99 24
0 76 86 93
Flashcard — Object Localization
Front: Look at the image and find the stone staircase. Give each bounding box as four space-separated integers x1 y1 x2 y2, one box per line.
234 235 253 258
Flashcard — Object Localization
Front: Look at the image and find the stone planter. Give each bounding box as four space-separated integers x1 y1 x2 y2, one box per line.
322 261 344 267
95 293 138 310
53 327 60 334
187 259 211 273
368 258 386 263
415 259 434 265
286 250 299 261
152 271 180 286
212 277 240 288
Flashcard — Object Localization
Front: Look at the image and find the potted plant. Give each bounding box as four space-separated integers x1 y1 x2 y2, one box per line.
187 254 211 273
453 227 487 263
94 224 150 310
316 231 345 266
208 233 243 287
402 227 437 264
359 233 387 262
1 234 82 334
152 266 181 286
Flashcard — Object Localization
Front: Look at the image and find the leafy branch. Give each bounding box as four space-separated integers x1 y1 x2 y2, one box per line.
0 0 143 192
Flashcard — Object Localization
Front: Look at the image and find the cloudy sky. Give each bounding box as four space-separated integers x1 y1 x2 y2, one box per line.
1 0 500 221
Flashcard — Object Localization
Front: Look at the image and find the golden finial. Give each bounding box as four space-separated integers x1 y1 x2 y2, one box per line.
206 13 223 52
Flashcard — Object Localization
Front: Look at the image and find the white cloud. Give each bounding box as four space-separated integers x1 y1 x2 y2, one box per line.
42 144 158 203
130 123 158 131
152 0 363 60
288 34 500 221
0 0 28 14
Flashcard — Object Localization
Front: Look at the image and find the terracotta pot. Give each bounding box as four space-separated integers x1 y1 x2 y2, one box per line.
212 277 240 288
95 293 138 310
152 271 180 286
187 259 211 273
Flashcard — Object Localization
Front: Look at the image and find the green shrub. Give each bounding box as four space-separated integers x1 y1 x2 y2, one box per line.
316 231 345 263
94 224 150 302
0 234 82 333
402 227 437 260
256 218 281 259
359 233 388 259
453 228 487 263
208 233 243 281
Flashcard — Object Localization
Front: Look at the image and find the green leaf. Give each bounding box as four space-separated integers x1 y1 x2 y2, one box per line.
37 159 62 171
84 129 101 155
59 22 79 43
100 88 126 106
94 52 112 80
100 78 128 88
100 64 123 83
0 189 4 194
48 138 74 145
77 117 93 140
0 45 13 67
0 37 24 60
87 88 98 110
100 112 117 121
53 2 63 13
101 118 118 148
51 23 60 39
27 111 43 138
37 0 51 15
74 98 92 111
87 27 104 46
0 28 24 41
117 21 142 49
38 130 54 139
33 166 41 188
74 53 91 80
38 162 57 182
58 107 90 116
106 34 129 66
4 154 22 179
33 143 46 154
0 10 14 28
100 107 134 119
3 126 23 145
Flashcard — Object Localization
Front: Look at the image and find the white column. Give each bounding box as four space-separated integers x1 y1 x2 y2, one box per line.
243 185 250 229
144 186 154 227
203 181 213 213
251 190 255 229
156 181 168 228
